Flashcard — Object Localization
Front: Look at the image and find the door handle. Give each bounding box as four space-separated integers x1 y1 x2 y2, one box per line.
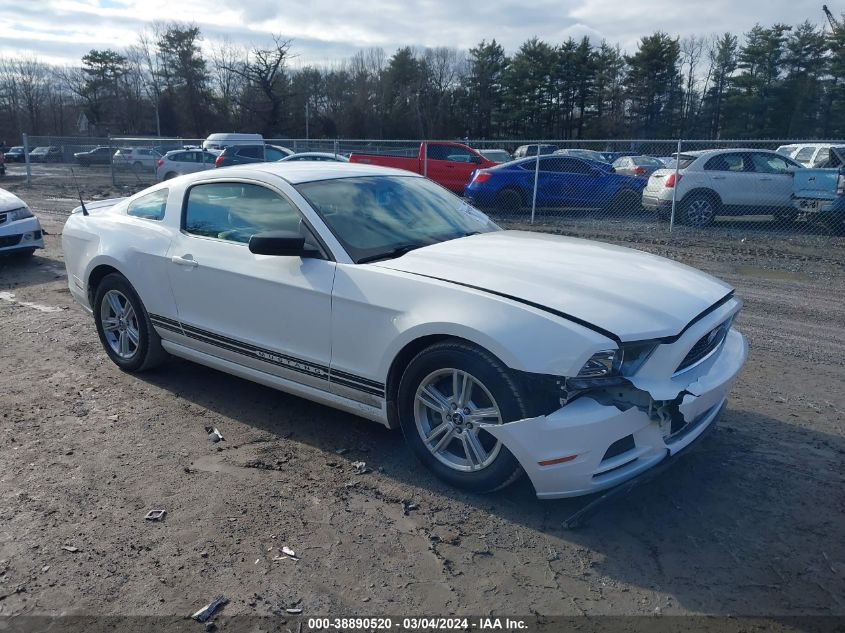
760 177 773 181
712 176 726 180
171 255 198 268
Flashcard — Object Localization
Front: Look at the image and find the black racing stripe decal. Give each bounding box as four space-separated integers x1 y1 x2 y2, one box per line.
328 376 385 397
150 313 181 328
328 368 385 390
180 329 329 382
151 313 384 397
151 321 182 334
180 322 331 373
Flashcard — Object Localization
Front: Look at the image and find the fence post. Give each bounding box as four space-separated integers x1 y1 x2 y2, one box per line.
669 138 682 232
22 133 31 187
530 148 540 224
109 134 116 187
333 139 339 156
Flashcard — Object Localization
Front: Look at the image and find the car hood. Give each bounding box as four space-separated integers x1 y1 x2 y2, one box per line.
375 230 733 341
0 188 27 213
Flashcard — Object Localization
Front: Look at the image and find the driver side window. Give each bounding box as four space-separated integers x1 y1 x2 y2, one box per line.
184 182 303 244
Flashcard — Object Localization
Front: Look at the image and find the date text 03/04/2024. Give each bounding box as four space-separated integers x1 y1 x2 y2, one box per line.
306 617 528 630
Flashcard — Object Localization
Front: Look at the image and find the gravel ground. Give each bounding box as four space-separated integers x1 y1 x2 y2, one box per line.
1 166 843 628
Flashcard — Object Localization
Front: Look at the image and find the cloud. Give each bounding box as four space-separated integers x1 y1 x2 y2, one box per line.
0 0 829 68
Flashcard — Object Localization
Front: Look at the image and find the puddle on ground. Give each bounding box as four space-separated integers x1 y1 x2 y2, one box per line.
191 454 246 475
734 265 809 281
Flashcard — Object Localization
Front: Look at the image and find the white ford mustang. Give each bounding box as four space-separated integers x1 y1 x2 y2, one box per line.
62 163 748 498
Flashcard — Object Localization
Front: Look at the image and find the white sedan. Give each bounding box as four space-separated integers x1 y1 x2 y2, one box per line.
61 163 747 498
1 188 44 256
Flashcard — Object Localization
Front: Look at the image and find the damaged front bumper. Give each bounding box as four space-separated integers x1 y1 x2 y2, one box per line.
483 327 748 499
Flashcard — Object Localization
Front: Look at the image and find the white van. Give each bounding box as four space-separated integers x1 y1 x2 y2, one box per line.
203 133 264 151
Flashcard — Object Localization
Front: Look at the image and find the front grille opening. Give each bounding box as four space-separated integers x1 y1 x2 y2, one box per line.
675 319 730 374
0 234 22 248
602 434 636 462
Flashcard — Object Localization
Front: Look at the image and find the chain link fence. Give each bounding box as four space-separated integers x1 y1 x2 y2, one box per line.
8 135 845 244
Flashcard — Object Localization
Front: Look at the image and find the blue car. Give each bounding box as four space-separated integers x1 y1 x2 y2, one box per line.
464 155 647 212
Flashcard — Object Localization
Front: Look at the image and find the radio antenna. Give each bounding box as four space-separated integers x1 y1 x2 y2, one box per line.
70 168 89 216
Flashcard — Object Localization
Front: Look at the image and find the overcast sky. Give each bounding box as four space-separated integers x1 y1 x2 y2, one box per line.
0 0 830 67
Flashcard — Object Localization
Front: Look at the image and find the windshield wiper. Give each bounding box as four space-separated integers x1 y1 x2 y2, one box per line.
356 243 426 264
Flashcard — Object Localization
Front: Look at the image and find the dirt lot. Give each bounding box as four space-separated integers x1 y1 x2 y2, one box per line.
1 166 844 628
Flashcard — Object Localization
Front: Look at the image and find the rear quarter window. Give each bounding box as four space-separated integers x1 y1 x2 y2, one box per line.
127 189 168 221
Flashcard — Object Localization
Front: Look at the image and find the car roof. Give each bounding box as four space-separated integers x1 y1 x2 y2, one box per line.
284 152 343 158
184 161 421 185
676 148 784 158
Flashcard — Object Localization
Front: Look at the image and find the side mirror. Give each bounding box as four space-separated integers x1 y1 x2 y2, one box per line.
248 231 321 258
471 155 484 164
591 168 603 177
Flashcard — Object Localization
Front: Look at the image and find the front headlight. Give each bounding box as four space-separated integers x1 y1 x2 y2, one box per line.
577 349 620 377
577 342 658 378
9 207 33 221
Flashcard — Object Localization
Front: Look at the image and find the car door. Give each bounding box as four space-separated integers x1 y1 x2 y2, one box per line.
424 144 483 192
702 153 758 210
180 151 209 175
166 179 336 392
749 152 796 211
537 157 598 206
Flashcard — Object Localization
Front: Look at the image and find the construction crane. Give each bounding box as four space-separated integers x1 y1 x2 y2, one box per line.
823 4 841 31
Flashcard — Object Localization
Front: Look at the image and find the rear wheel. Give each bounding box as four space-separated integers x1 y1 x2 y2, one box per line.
606 189 641 216
93 273 168 372
133 161 143 170
164 172 177 180
681 192 718 227
398 341 526 493
495 188 523 212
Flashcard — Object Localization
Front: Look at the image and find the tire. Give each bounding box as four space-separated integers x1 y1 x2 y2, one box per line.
495 188 523 212
93 273 168 372
397 340 527 493
164 172 177 180
681 192 718 227
606 189 641 216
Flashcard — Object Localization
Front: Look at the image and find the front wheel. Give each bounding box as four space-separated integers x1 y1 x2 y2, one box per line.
93 273 168 372
398 341 527 493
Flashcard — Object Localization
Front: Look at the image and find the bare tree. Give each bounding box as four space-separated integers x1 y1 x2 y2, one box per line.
210 37 247 125
222 35 291 135
680 34 705 133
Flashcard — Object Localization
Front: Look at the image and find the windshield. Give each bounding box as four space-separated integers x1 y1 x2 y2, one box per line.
296 176 500 264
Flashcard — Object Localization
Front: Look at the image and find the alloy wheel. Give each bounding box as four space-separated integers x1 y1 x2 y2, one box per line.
100 289 140 359
686 198 714 226
413 368 503 472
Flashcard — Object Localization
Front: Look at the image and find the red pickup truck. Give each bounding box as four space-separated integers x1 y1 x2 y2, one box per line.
348 142 498 192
